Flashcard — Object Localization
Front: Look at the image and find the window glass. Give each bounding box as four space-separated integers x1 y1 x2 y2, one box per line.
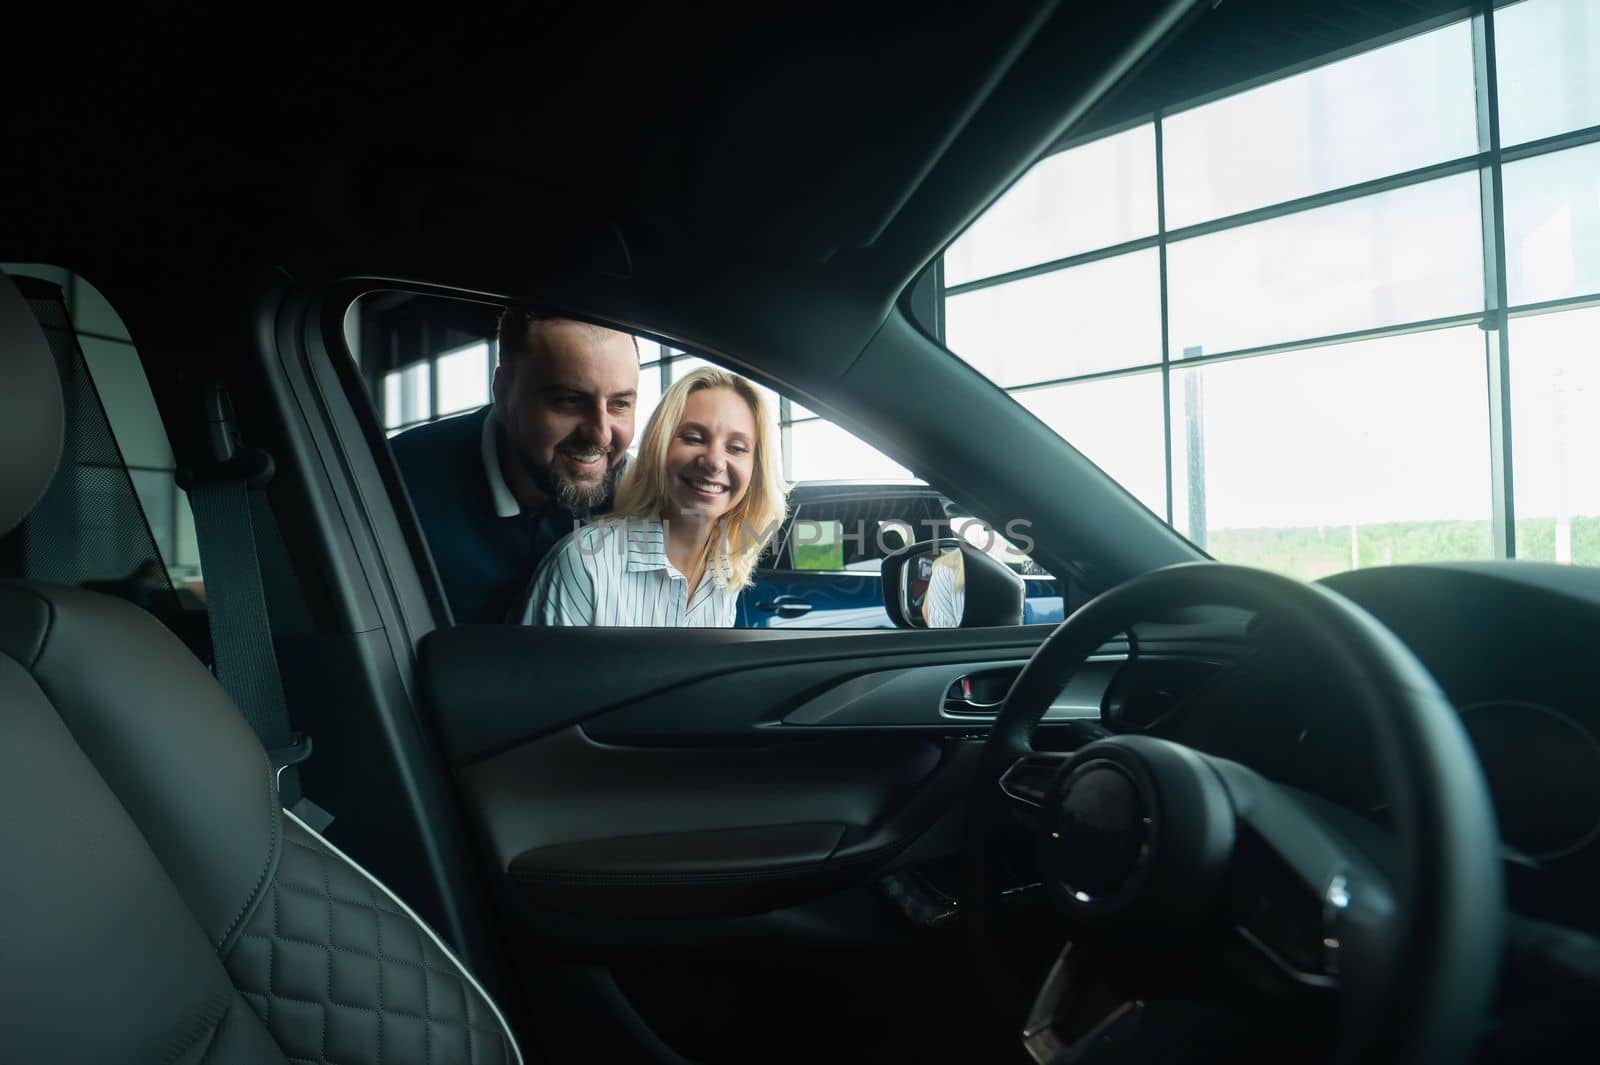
668 354 781 424
1496 0 1600 147
788 419 912 481
777 496 949 574
947 515 1043 574
0 265 204 604
944 123 1157 285
636 361 664 438
668 354 711 381
1015 371 1168 518
435 342 490 417
789 519 845 571
1509 307 1600 564
945 249 1161 385
360 293 1054 629
1162 22 1478 227
70 273 134 342
79 336 175 469
1503 141 1600 307
383 363 431 431
1170 328 1493 581
1167 173 1484 358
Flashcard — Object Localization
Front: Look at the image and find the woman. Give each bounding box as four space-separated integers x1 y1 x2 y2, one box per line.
520 366 788 627
921 546 965 628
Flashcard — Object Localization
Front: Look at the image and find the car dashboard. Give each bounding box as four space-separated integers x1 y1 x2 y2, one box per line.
1112 561 1600 938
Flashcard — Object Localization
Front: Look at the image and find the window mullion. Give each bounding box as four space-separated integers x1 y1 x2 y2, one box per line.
1475 2 1516 559
1156 113 1175 528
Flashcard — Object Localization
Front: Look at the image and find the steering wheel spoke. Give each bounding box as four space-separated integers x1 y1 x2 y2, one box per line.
999 752 1073 827
1208 757 1396 991
1021 941 1145 1065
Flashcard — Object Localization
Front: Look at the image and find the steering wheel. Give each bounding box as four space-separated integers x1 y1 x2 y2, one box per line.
964 563 1503 1065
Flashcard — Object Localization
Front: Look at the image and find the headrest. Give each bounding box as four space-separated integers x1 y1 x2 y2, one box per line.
0 272 65 537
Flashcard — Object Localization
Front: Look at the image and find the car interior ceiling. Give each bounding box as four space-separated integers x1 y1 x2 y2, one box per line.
5 1 1593 1063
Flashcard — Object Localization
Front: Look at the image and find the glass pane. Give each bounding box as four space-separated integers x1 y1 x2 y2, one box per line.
1171 328 1492 581
1162 21 1477 227
71 274 133 341
1497 0 1600 147
635 362 663 440
1510 307 1600 565
663 355 780 430
383 363 431 429
128 470 177 572
745 378 782 428
637 337 661 363
788 420 912 481
173 488 203 586
0 262 71 291
1015 372 1167 518
78 337 175 468
668 355 710 381
946 249 1160 385
1504 142 1600 307
435 342 490 417
944 123 1156 285
790 519 845 571
1167 174 1483 359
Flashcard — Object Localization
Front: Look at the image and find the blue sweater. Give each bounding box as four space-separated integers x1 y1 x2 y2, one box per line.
390 407 585 624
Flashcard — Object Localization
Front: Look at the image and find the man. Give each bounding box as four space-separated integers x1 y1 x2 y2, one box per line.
390 308 639 623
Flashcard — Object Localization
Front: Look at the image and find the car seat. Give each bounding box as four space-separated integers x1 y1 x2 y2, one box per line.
0 270 522 1065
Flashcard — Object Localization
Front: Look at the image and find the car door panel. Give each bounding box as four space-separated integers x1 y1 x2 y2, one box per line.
420 623 1060 761
462 723 949 918
421 626 1056 923
421 621 1243 932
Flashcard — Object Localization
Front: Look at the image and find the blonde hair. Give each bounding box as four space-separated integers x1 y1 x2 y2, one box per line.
612 367 790 587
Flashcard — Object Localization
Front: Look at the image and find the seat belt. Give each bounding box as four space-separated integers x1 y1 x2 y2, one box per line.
180 382 333 832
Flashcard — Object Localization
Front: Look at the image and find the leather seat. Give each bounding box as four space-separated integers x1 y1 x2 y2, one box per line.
0 272 523 1065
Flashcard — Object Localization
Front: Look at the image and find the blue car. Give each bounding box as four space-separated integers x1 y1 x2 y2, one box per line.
737 482 1064 628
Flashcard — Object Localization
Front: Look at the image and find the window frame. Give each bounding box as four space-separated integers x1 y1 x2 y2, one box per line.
936 0 1600 563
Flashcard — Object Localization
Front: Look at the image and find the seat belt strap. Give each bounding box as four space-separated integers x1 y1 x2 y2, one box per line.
185 462 293 749
181 384 331 832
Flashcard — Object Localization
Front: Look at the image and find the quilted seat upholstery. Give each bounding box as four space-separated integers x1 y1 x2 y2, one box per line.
227 817 517 1065
0 271 523 1064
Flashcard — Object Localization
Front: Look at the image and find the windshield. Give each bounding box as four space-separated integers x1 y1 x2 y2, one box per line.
939 0 1600 582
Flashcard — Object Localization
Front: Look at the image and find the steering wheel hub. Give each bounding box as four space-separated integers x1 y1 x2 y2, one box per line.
1044 760 1148 905
1038 737 1235 923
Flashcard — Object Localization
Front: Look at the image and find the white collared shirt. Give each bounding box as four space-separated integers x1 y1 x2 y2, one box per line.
519 517 739 627
479 408 521 519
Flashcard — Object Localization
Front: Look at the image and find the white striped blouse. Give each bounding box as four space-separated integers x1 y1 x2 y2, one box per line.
924 558 963 628
518 518 739 628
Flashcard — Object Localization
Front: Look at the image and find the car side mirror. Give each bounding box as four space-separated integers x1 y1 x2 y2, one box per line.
881 538 1025 629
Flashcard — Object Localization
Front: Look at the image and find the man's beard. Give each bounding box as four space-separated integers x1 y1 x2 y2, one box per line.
523 441 620 510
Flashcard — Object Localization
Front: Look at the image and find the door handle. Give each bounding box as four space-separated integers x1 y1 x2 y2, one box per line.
943 671 1016 714
757 595 813 618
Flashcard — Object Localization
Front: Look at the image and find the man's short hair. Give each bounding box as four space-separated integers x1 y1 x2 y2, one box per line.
496 305 639 364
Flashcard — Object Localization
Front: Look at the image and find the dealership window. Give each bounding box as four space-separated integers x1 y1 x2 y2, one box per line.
362 297 901 482
353 293 1051 629
1509 306 1600 565
942 0 1600 579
